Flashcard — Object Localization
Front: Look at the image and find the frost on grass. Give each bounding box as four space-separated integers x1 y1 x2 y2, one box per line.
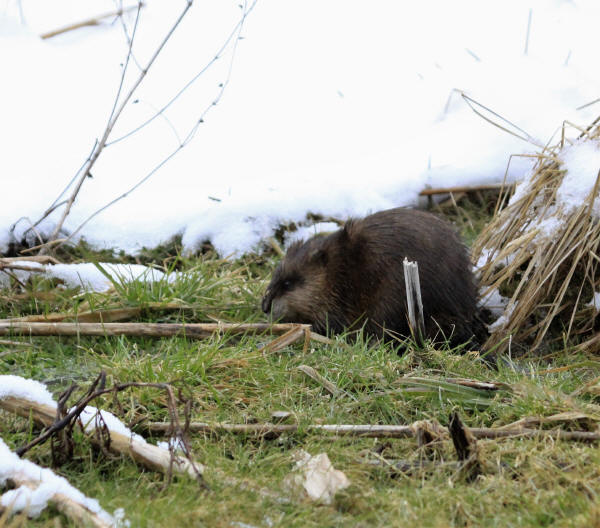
0 438 117 524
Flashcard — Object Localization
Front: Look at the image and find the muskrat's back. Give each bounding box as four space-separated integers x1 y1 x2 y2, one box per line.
262 207 480 344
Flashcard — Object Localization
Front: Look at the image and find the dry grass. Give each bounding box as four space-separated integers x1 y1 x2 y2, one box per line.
473 119 600 355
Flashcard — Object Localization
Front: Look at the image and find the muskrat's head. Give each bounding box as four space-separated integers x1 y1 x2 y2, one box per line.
261 237 332 329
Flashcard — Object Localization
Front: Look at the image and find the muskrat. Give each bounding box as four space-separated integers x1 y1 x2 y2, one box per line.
261 207 483 345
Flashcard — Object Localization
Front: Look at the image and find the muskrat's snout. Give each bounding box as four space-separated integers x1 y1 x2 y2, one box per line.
261 289 273 314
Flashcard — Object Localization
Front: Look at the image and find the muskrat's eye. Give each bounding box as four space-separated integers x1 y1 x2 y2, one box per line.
279 273 301 292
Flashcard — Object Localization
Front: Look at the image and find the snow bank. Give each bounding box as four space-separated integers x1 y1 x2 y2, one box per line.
1 1 599 256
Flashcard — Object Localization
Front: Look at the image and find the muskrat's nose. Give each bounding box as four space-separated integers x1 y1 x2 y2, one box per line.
261 290 272 314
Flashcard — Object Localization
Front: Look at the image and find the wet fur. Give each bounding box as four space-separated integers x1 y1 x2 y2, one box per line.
262 208 482 344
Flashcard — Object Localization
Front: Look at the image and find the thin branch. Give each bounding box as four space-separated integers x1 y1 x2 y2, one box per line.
142 420 600 442
40 4 144 40
41 1 190 251
107 0 257 147
58 0 256 249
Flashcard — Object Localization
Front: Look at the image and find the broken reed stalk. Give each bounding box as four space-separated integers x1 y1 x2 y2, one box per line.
40 4 145 40
142 420 600 442
258 325 307 354
0 395 201 479
403 259 425 341
297 365 344 398
448 412 481 482
0 321 311 339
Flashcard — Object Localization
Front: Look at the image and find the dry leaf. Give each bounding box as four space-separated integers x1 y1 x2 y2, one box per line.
284 450 350 504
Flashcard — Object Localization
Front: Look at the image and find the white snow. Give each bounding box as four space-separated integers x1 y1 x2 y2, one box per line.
478 287 510 318
488 301 518 332
284 222 340 248
157 437 186 454
78 406 146 443
558 140 600 216
586 292 600 312
0 375 57 408
0 437 116 523
498 138 600 244
1 1 600 257
0 261 169 292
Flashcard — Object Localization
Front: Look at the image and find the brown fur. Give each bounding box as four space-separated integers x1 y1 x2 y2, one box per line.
262 207 483 345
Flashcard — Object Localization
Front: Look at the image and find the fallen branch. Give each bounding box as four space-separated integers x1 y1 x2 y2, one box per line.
0 321 311 339
0 439 115 527
0 377 202 480
40 4 144 40
142 420 600 442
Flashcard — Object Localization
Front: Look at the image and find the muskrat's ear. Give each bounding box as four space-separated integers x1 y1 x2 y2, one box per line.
308 248 328 266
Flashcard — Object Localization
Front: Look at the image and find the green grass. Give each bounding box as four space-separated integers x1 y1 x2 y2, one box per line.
2 197 600 527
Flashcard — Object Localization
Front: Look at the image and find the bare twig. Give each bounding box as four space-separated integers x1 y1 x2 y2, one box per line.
41 1 191 252
40 4 144 39
60 1 257 249
1 302 188 324
0 339 35 347
258 325 307 354
0 263 45 273
0 256 61 265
